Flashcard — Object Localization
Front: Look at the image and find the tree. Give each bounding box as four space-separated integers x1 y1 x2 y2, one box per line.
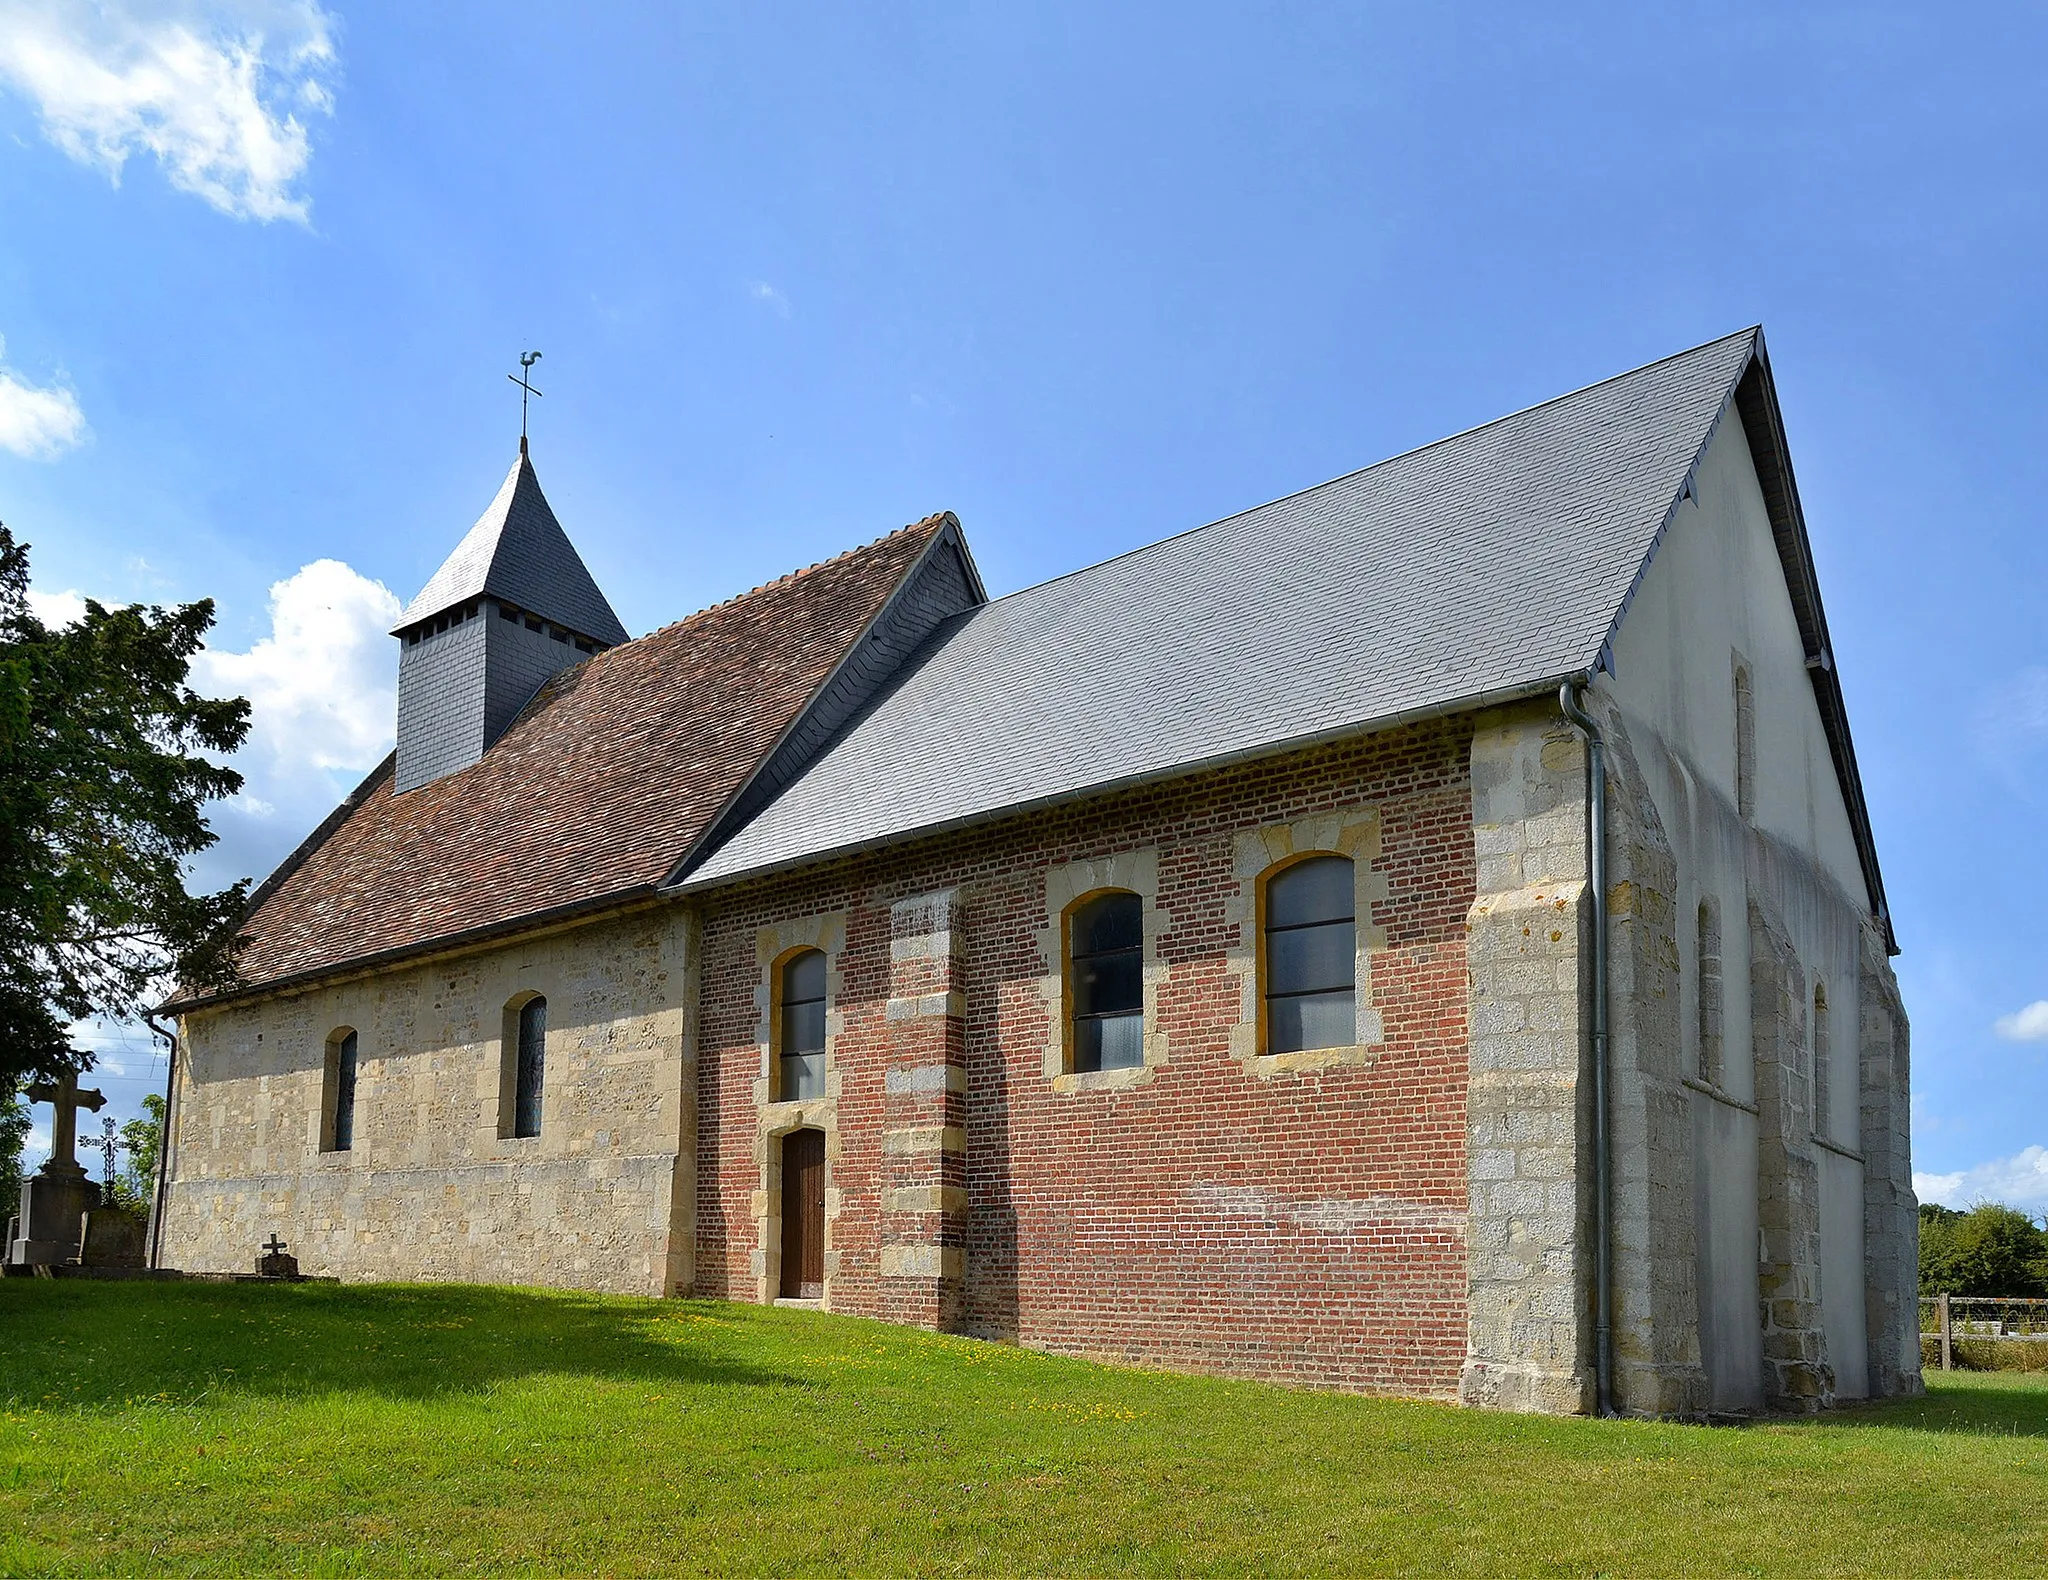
0 526 251 1090
1920 1202 2048 1297
0 1075 27 1221
115 1092 166 1216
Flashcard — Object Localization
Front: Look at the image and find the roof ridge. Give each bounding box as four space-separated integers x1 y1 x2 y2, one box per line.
972 326 1761 614
628 513 950 641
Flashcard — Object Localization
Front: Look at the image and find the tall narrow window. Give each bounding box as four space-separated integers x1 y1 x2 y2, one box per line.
1265 856 1356 1054
779 950 827 1101
1811 981 1831 1141
325 1029 358 1153
1696 898 1723 1087
1070 891 1143 1072
1733 660 1756 822
514 996 547 1138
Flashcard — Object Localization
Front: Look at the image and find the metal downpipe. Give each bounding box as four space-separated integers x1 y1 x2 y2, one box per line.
143 1015 178 1271
1559 681 1616 1418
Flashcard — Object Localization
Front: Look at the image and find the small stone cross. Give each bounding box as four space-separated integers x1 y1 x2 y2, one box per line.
24 1070 106 1181
264 1233 288 1258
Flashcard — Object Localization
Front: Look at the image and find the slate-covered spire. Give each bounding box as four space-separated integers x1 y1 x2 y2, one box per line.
392 448 627 644
392 450 628 794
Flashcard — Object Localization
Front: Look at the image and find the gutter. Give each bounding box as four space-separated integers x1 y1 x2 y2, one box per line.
1558 681 1617 1419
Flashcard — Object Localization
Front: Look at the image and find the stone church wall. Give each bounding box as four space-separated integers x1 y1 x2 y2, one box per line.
691 721 1476 1397
1602 409 1920 1409
162 906 693 1295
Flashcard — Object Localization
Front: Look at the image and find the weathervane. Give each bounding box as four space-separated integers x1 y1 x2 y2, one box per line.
508 351 543 453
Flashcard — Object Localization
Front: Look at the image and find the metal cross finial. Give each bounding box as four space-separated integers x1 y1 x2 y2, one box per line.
508 351 543 454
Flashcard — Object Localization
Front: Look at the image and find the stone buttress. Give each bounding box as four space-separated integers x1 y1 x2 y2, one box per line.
1461 692 1706 1417
1748 896 1833 1410
1856 918 1922 1398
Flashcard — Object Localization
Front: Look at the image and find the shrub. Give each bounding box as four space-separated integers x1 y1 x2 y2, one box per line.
1920 1202 2048 1297
1921 1334 2048 1372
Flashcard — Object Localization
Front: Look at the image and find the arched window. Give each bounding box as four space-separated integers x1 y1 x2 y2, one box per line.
1812 981 1830 1141
512 996 547 1138
1264 856 1356 1054
1070 891 1143 1072
324 1028 358 1153
1697 898 1724 1087
1733 661 1756 822
779 949 827 1101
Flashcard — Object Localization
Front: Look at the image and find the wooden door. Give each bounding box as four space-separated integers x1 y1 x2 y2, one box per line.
780 1129 825 1299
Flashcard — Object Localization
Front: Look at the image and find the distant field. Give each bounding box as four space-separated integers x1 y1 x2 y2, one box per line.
1 1280 2042 1576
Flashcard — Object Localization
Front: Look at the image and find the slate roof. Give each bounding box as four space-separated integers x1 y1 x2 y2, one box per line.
175 517 948 1005
393 449 631 644
682 329 1768 888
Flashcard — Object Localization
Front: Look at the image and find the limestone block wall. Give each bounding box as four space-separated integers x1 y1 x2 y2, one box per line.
1600 399 1916 1410
1460 701 1593 1414
1613 693 1915 1411
1598 695 1707 1418
162 907 693 1295
1462 685 1925 1421
1857 919 1922 1398
1460 693 1710 1418
1749 898 1834 1410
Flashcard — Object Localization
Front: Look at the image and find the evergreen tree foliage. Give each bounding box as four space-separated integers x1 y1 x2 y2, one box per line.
0 526 250 1088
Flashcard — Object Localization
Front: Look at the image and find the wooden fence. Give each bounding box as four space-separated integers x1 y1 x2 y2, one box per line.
1918 1294 2048 1370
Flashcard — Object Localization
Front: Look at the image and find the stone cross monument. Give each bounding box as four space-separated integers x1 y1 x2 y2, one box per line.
7 1070 108 1267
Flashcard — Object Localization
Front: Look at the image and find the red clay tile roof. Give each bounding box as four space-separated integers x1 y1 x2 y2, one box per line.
177 516 947 1007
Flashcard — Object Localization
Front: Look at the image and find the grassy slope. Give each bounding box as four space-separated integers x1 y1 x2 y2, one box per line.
0 1281 2042 1576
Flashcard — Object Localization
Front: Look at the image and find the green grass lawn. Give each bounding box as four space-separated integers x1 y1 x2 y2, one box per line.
1 1281 2042 1576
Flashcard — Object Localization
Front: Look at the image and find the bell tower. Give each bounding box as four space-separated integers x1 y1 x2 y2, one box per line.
391 445 628 793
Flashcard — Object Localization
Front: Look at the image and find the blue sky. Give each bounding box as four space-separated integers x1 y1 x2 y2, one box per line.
2 2 2044 1206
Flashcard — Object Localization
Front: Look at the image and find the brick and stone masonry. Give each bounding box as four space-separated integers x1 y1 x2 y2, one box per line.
162 695 1919 1413
693 720 1475 1396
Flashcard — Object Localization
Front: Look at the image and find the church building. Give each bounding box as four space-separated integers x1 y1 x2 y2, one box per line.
159 328 1920 1417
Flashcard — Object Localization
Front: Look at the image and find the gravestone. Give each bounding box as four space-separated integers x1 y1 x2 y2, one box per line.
258 1233 300 1279
79 1206 147 1269
7 1072 107 1268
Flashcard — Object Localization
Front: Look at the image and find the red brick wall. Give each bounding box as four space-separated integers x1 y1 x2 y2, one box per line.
693 719 1475 1395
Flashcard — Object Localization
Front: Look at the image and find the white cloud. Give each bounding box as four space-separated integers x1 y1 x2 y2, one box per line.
1916 1145 2048 1212
747 279 792 318
0 0 339 224
26 586 91 626
0 335 87 459
195 557 400 780
35 556 397 901
1994 1000 2048 1042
